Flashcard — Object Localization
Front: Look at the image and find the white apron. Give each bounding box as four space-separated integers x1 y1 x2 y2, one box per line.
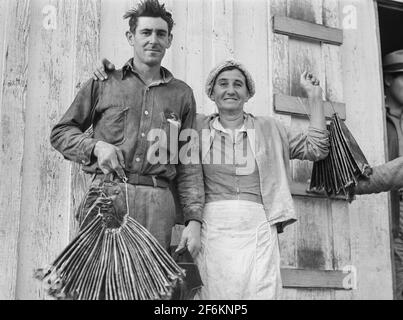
195 200 283 300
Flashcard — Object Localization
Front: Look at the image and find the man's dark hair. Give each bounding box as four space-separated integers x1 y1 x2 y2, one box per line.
123 0 174 35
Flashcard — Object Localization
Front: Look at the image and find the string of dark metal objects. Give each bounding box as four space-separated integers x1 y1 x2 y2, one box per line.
34 178 185 300
297 95 372 202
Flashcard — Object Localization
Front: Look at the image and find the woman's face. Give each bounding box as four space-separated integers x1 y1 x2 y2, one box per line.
211 68 250 113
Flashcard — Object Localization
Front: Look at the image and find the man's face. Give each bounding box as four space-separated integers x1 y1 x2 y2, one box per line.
386 73 403 106
126 17 172 67
212 69 250 113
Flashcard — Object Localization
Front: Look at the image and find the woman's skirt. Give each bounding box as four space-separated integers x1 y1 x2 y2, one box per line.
195 200 283 300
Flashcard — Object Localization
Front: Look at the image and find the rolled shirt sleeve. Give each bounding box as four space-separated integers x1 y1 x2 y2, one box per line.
50 79 99 166
288 126 330 161
355 156 403 195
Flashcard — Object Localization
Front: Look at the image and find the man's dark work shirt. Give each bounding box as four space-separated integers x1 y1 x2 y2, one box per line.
50 59 204 223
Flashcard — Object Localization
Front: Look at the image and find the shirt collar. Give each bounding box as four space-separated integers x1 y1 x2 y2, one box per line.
122 58 174 84
210 113 252 134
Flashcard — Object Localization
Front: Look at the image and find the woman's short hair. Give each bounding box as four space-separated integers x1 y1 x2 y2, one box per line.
205 59 256 100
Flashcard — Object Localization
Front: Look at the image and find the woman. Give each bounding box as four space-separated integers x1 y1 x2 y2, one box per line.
194 60 328 300
92 59 329 300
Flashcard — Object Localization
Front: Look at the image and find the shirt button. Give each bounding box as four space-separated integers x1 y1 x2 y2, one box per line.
144 111 149 116
136 158 141 162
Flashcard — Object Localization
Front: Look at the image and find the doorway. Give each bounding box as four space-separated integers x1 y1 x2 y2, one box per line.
377 0 403 300
378 1 403 57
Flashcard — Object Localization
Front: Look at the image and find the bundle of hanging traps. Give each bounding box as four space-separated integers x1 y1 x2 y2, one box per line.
308 113 373 201
34 178 185 300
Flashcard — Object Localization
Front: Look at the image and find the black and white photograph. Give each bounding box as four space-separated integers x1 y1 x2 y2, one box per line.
1 0 403 303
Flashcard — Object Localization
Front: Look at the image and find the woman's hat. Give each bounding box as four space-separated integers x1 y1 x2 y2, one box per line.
205 59 256 100
383 50 403 73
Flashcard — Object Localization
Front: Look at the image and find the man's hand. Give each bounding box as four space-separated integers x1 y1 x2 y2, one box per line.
177 220 202 258
92 58 116 81
93 141 126 180
300 71 323 99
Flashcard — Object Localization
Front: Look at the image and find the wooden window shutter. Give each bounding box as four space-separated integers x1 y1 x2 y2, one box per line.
271 1 353 295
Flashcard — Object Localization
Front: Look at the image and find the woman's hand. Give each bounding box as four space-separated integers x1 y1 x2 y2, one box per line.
177 220 202 259
92 58 116 81
300 71 323 99
300 71 326 130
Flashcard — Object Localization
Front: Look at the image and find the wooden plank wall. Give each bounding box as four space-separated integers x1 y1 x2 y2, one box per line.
270 0 349 300
0 0 30 300
16 0 79 299
270 0 392 300
0 0 393 300
340 0 393 300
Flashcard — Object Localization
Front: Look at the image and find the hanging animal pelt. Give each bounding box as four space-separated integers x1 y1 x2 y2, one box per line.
309 113 372 201
34 179 185 300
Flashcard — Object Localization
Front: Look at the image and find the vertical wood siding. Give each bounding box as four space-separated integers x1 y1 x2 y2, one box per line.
340 0 393 300
16 0 78 299
0 0 30 300
69 0 101 240
0 0 393 300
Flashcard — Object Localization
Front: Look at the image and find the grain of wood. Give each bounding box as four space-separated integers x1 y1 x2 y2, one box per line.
0 0 7 109
295 198 333 269
185 0 204 113
294 198 335 300
233 0 269 116
162 0 174 72
273 16 343 45
169 0 203 245
340 0 392 299
274 94 346 119
288 38 323 186
322 45 343 104
201 0 236 115
0 0 30 300
269 0 298 300
267 1 283 119
321 0 352 300
322 0 340 28
211 0 234 64
16 0 78 300
169 0 187 84
271 0 287 16
69 0 101 240
201 0 216 115
287 0 322 24
281 268 351 289
330 201 353 300
291 181 347 200
100 0 133 68
286 0 341 301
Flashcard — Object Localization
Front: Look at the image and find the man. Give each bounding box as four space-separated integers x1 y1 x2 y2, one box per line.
50 0 204 257
355 156 403 195
381 49 403 300
354 51 403 300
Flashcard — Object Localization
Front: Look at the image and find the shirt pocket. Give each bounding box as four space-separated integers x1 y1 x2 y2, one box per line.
159 111 168 131
98 105 129 146
159 112 182 163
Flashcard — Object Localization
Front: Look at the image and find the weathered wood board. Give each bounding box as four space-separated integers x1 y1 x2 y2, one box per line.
15 0 78 299
0 0 393 300
0 0 30 300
